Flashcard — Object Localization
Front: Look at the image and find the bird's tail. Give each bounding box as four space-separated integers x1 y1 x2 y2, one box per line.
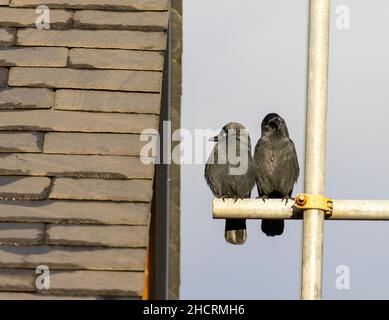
261 219 284 237
225 219 247 245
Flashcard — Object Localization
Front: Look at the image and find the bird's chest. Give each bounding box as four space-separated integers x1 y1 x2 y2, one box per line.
264 150 276 174
263 141 289 174
267 152 275 164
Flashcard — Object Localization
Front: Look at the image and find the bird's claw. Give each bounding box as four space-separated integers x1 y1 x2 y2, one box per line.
256 195 269 203
282 196 295 205
233 197 244 203
221 196 243 203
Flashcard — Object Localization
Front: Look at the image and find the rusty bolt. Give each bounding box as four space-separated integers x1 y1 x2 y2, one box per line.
296 195 307 206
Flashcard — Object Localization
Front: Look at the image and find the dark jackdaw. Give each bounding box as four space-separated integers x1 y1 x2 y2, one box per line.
205 122 256 245
254 113 299 237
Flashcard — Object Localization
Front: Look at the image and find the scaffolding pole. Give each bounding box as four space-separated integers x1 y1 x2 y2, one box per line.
213 199 389 220
302 0 330 300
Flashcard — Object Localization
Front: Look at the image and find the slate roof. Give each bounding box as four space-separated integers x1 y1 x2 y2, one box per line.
0 0 169 299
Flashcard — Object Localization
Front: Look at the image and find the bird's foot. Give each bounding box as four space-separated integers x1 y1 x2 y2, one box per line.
282 195 295 205
257 195 269 203
233 196 244 203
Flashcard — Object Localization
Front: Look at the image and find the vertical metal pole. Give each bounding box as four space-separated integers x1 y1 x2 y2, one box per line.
301 0 330 300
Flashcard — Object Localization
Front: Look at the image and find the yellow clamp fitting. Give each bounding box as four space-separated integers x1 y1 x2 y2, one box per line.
294 193 333 214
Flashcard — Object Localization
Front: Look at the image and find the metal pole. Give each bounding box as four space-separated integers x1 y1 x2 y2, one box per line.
302 0 330 300
213 199 389 220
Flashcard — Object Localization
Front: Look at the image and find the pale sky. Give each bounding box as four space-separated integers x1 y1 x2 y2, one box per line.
181 0 389 299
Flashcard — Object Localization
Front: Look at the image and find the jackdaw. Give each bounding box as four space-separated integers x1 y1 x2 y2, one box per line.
205 122 256 245
254 113 299 237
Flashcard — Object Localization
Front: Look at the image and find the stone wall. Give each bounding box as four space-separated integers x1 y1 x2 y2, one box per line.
169 0 182 300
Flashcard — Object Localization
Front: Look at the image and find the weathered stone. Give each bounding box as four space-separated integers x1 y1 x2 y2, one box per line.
10 0 169 11
0 269 35 291
50 178 153 202
0 0 174 300
0 200 150 225
170 0 182 301
55 90 160 114
17 29 167 50
0 223 44 245
172 0 182 13
168 244 180 299
0 47 68 67
0 67 8 87
0 246 146 270
46 270 144 297
0 176 51 200
44 133 147 156
0 1 9 5
0 132 42 152
9 67 162 92
47 225 148 247
0 8 73 28
0 292 100 300
171 4 183 63
0 110 159 133
0 154 153 179
0 88 54 109
68 48 164 71
0 28 15 47
74 10 168 31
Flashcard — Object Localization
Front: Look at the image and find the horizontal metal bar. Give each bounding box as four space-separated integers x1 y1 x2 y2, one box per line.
213 199 389 220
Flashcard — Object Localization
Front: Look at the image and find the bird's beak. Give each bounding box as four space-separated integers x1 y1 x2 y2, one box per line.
209 135 218 142
269 118 280 128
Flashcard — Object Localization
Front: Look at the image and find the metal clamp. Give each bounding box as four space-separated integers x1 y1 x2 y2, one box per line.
294 193 333 214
